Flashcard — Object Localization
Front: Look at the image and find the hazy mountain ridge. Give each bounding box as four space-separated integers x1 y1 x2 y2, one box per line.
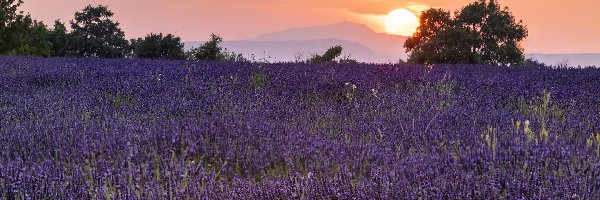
186 39 396 63
527 53 600 67
250 21 408 57
185 21 599 66
186 22 407 63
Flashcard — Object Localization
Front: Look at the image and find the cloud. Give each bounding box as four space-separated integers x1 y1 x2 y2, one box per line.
233 0 429 15
229 0 430 33
328 8 388 32
406 2 431 13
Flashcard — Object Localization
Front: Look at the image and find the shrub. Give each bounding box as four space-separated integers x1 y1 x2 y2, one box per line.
308 45 343 64
131 33 186 60
188 34 225 61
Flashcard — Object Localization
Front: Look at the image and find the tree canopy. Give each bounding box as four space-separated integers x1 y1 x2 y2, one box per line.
404 0 528 65
1 0 52 56
46 20 71 57
69 5 128 58
189 34 225 61
308 45 343 64
131 33 186 60
0 0 24 53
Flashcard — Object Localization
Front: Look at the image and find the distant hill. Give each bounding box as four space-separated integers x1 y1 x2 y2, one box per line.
184 21 600 66
251 22 408 58
185 39 395 63
186 22 407 63
527 53 600 67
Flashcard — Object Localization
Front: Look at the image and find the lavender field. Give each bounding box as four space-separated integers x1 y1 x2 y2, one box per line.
0 56 599 199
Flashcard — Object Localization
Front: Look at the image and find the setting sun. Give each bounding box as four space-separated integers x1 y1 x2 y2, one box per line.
384 9 419 36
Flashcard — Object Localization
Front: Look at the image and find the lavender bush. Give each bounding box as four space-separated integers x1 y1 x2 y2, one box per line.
0 56 598 199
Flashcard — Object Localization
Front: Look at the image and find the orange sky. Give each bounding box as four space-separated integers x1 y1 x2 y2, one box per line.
20 0 600 53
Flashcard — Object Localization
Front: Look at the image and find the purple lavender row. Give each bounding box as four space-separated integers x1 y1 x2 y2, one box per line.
0 56 598 199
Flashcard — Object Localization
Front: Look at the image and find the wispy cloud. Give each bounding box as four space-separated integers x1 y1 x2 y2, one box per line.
224 0 429 15
406 2 431 13
234 0 430 32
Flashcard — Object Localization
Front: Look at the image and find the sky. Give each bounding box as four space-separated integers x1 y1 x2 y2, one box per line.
20 0 600 54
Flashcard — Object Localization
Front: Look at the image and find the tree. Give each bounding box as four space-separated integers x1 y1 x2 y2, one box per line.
46 20 72 57
403 9 456 64
1 0 52 56
131 33 186 60
308 45 343 64
188 34 225 61
11 19 52 56
0 0 21 24
0 0 23 52
404 0 528 65
0 0 22 53
70 5 128 58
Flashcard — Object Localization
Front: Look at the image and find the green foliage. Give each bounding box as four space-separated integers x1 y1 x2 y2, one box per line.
339 54 358 64
27 75 79 89
404 0 528 65
0 0 22 24
131 33 186 60
308 45 343 64
222 49 248 63
403 9 454 64
10 20 52 56
585 133 600 157
46 20 72 57
69 5 129 58
482 126 498 160
106 92 136 108
0 0 52 56
0 0 24 53
506 90 561 144
250 72 268 89
188 34 225 61
321 45 343 62
521 58 548 67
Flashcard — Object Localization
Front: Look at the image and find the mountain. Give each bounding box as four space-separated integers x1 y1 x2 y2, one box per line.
251 21 408 58
186 39 394 63
184 21 600 66
186 22 407 63
527 53 600 67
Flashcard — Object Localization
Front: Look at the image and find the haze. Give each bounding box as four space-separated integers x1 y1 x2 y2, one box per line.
21 0 600 54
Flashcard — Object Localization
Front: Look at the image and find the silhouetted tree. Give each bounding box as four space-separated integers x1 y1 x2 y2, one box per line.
69 5 128 58
131 33 186 60
188 34 225 61
309 45 343 64
404 0 528 65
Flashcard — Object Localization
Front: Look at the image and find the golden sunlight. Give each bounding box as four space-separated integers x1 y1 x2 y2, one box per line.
384 9 419 36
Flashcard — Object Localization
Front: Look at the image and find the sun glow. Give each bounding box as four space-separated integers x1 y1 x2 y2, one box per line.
384 9 419 36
